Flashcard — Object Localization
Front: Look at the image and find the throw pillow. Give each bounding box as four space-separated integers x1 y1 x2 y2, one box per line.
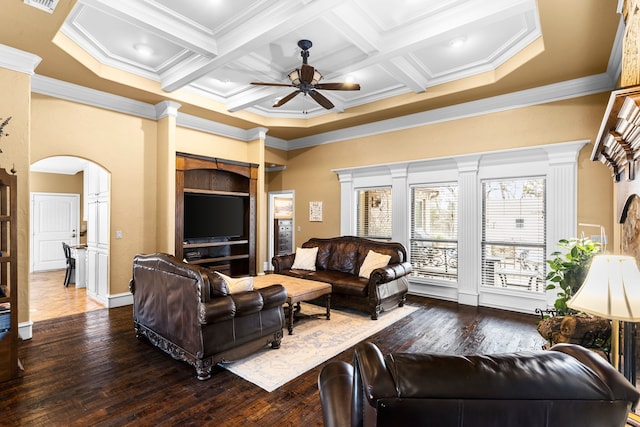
291 246 318 271
359 250 391 279
216 271 254 294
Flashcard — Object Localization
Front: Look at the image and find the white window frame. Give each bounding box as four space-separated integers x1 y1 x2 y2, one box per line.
409 183 459 282
333 141 586 314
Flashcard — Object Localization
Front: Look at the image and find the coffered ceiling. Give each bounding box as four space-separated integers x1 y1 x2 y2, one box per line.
1 0 624 140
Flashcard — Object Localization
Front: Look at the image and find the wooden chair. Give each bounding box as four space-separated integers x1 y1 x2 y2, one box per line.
62 242 75 287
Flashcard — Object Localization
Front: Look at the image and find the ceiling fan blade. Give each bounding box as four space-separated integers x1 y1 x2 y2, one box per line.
273 91 300 107
300 64 316 84
315 82 361 91
251 82 295 87
309 90 334 109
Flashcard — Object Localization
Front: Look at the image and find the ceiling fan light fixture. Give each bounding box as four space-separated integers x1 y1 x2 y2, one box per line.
288 69 300 85
311 70 322 85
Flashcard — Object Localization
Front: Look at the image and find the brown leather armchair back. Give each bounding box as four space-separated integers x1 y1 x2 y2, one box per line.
319 341 639 427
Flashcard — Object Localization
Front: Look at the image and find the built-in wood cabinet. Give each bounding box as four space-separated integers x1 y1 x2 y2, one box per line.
0 169 19 382
176 153 258 276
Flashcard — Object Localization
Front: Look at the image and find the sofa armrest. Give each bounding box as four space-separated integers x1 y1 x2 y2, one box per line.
272 253 295 272
353 342 397 406
199 297 236 324
550 343 640 409
318 361 354 427
258 284 287 309
369 261 412 285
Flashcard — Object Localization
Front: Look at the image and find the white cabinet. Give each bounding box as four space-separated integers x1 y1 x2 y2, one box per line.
70 246 87 288
84 164 110 305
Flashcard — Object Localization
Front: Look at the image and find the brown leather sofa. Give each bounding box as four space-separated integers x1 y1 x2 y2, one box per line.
271 236 412 320
318 341 640 427
129 253 287 380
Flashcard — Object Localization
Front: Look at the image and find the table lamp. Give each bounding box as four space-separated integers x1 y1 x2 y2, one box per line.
567 255 640 385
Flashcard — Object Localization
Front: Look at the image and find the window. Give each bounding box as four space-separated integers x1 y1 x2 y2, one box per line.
355 188 392 239
481 178 546 292
410 184 458 281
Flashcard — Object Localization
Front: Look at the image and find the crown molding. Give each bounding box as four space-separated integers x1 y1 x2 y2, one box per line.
176 112 248 140
30 69 618 150
32 74 157 119
0 44 42 75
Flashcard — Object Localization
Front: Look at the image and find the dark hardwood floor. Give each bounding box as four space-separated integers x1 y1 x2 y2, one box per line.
1 295 549 426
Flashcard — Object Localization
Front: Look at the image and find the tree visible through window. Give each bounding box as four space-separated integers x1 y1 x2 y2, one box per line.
481 177 546 292
356 188 392 239
409 184 458 281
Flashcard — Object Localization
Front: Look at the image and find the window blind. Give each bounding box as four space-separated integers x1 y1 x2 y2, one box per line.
481 178 546 292
410 184 458 281
356 188 392 239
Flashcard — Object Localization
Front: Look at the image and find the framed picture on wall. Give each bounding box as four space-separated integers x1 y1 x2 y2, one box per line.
309 201 323 222
274 197 293 219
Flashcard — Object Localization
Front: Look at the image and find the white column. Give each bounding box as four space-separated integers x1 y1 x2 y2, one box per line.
456 155 481 306
544 141 587 306
390 165 408 246
336 170 353 235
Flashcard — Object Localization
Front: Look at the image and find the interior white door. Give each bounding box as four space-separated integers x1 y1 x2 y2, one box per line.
31 192 80 272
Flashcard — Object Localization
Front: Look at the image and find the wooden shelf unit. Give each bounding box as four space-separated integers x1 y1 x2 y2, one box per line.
0 168 18 383
592 86 640 181
176 153 258 276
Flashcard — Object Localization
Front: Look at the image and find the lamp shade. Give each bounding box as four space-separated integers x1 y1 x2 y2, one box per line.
567 255 640 321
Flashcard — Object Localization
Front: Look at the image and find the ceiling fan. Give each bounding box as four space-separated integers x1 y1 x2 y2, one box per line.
251 39 360 110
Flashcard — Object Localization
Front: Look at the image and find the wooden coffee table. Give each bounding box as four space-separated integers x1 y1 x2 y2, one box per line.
254 274 331 335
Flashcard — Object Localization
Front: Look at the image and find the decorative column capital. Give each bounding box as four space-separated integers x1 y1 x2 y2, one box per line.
154 101 181 120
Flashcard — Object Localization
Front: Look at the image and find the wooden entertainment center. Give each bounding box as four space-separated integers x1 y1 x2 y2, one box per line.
175 153 258 276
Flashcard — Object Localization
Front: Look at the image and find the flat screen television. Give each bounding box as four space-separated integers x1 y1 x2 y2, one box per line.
183 193 246 240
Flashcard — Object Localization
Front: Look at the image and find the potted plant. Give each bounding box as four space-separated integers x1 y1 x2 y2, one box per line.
536 238 611 351
545 237 600 315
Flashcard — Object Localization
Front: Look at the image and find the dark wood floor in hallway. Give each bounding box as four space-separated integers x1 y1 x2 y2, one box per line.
1 296 547 426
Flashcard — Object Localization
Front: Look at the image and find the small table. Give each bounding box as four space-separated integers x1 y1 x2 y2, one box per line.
254 274 331 335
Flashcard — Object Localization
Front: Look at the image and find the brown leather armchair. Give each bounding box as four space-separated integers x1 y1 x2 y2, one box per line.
318 341 640 427
130 253 287 380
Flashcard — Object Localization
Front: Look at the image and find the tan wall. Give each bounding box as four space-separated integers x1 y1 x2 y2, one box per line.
176 127 253 160
269 93 613 248
31 94 159 297
30 171 86 244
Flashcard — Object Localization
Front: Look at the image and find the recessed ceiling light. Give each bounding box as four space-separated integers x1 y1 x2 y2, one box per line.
448 37 467 48
345 75 356 83
133 43 154 57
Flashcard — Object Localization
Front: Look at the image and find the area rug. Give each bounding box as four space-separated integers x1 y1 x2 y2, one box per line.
221 303 418 392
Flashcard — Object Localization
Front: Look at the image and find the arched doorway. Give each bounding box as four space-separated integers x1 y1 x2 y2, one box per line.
29 156 110 322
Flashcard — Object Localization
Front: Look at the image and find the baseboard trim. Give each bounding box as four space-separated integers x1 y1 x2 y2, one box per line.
107 292 133 308
18 321 33 340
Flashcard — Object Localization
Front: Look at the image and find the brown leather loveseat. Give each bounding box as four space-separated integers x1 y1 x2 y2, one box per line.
318 341 640 427
272 236 412 320
130 253 287 380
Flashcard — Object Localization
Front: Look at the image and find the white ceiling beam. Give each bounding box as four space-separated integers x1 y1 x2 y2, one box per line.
381 56 428 93
226 87 285 112
161 0 346 92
